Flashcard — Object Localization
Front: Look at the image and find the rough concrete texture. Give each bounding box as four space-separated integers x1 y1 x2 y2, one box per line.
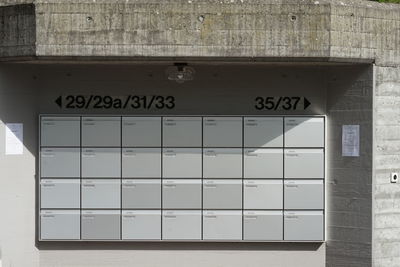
374 65 400 267
0 4 35 57
0 0 33 7
0 0 398 63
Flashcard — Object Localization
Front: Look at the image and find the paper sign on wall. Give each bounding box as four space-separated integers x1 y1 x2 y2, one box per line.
342 125 359 157
5 123 23 155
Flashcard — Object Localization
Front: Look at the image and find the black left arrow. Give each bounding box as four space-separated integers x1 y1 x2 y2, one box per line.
55 96 62 108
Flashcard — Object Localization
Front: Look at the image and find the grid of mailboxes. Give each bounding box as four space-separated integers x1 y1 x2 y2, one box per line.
40 116 325 241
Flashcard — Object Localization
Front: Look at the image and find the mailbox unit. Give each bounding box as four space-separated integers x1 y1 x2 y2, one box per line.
39 115 325 242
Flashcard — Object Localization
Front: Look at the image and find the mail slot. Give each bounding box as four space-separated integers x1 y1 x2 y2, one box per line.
284 117 324 147
81 210 121 240
284 211 324 241
244 148 283 178
122 148 161 178
244 180 283 209
163 179 202 209
203 117 242 147
122 117 161 147
82 179 121 208
162 210 201 240
82 116 121 147
284 180 324 209
284 149 324 179
244 117 283 147
41 116 80 147
162 148 202 178
122 179 161 209
203 148 242 178
122 210 161 240
203 210 242 240
163 117 202 147
40 210 80 240
82 148 121 178
40 148 80 178
41 179 80 209
203 179 242 209
243 210 283 241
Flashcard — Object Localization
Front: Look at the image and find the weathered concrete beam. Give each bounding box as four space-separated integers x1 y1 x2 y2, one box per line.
0 4 35 58
0 0 399 64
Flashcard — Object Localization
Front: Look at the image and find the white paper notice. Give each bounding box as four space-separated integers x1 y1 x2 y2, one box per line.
5 123 23 155
342 125 359 157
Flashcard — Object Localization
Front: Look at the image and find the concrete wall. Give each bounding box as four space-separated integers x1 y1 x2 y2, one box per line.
0 4 35 58
326 65 373 267
0 63 372 267
373 65 400 267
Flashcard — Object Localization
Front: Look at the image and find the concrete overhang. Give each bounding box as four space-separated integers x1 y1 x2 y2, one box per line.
0 0 399 65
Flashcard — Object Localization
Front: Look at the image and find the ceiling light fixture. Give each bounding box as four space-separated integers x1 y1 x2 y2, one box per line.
166 63 195 84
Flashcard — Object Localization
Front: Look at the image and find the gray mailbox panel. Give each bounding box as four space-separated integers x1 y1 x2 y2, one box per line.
244 117 283 147
244 180 283 210
162 148 202 178
81 210 120 240
203 148 242 178
284 211 324 241
162 179 201 209
284 149 324 179
122 148 161 178
41 179 80 208
284 180 324 209
41 117 80 147
284 117 324 147
122 210 161 240
122 179 161 209
203 117 242 147
82 179 121 208
40 210 80 240
203 180 242 209
81 148 121 178
244 149 283 178
82 117 121 147
162 210 201 240
163 117 202 147
122 117 161 147
203 210 242 240
40 148 80 178
243 211 283 241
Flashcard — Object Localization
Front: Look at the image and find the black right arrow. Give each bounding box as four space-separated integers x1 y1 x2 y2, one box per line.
55 96 62 108
304 97 311 110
